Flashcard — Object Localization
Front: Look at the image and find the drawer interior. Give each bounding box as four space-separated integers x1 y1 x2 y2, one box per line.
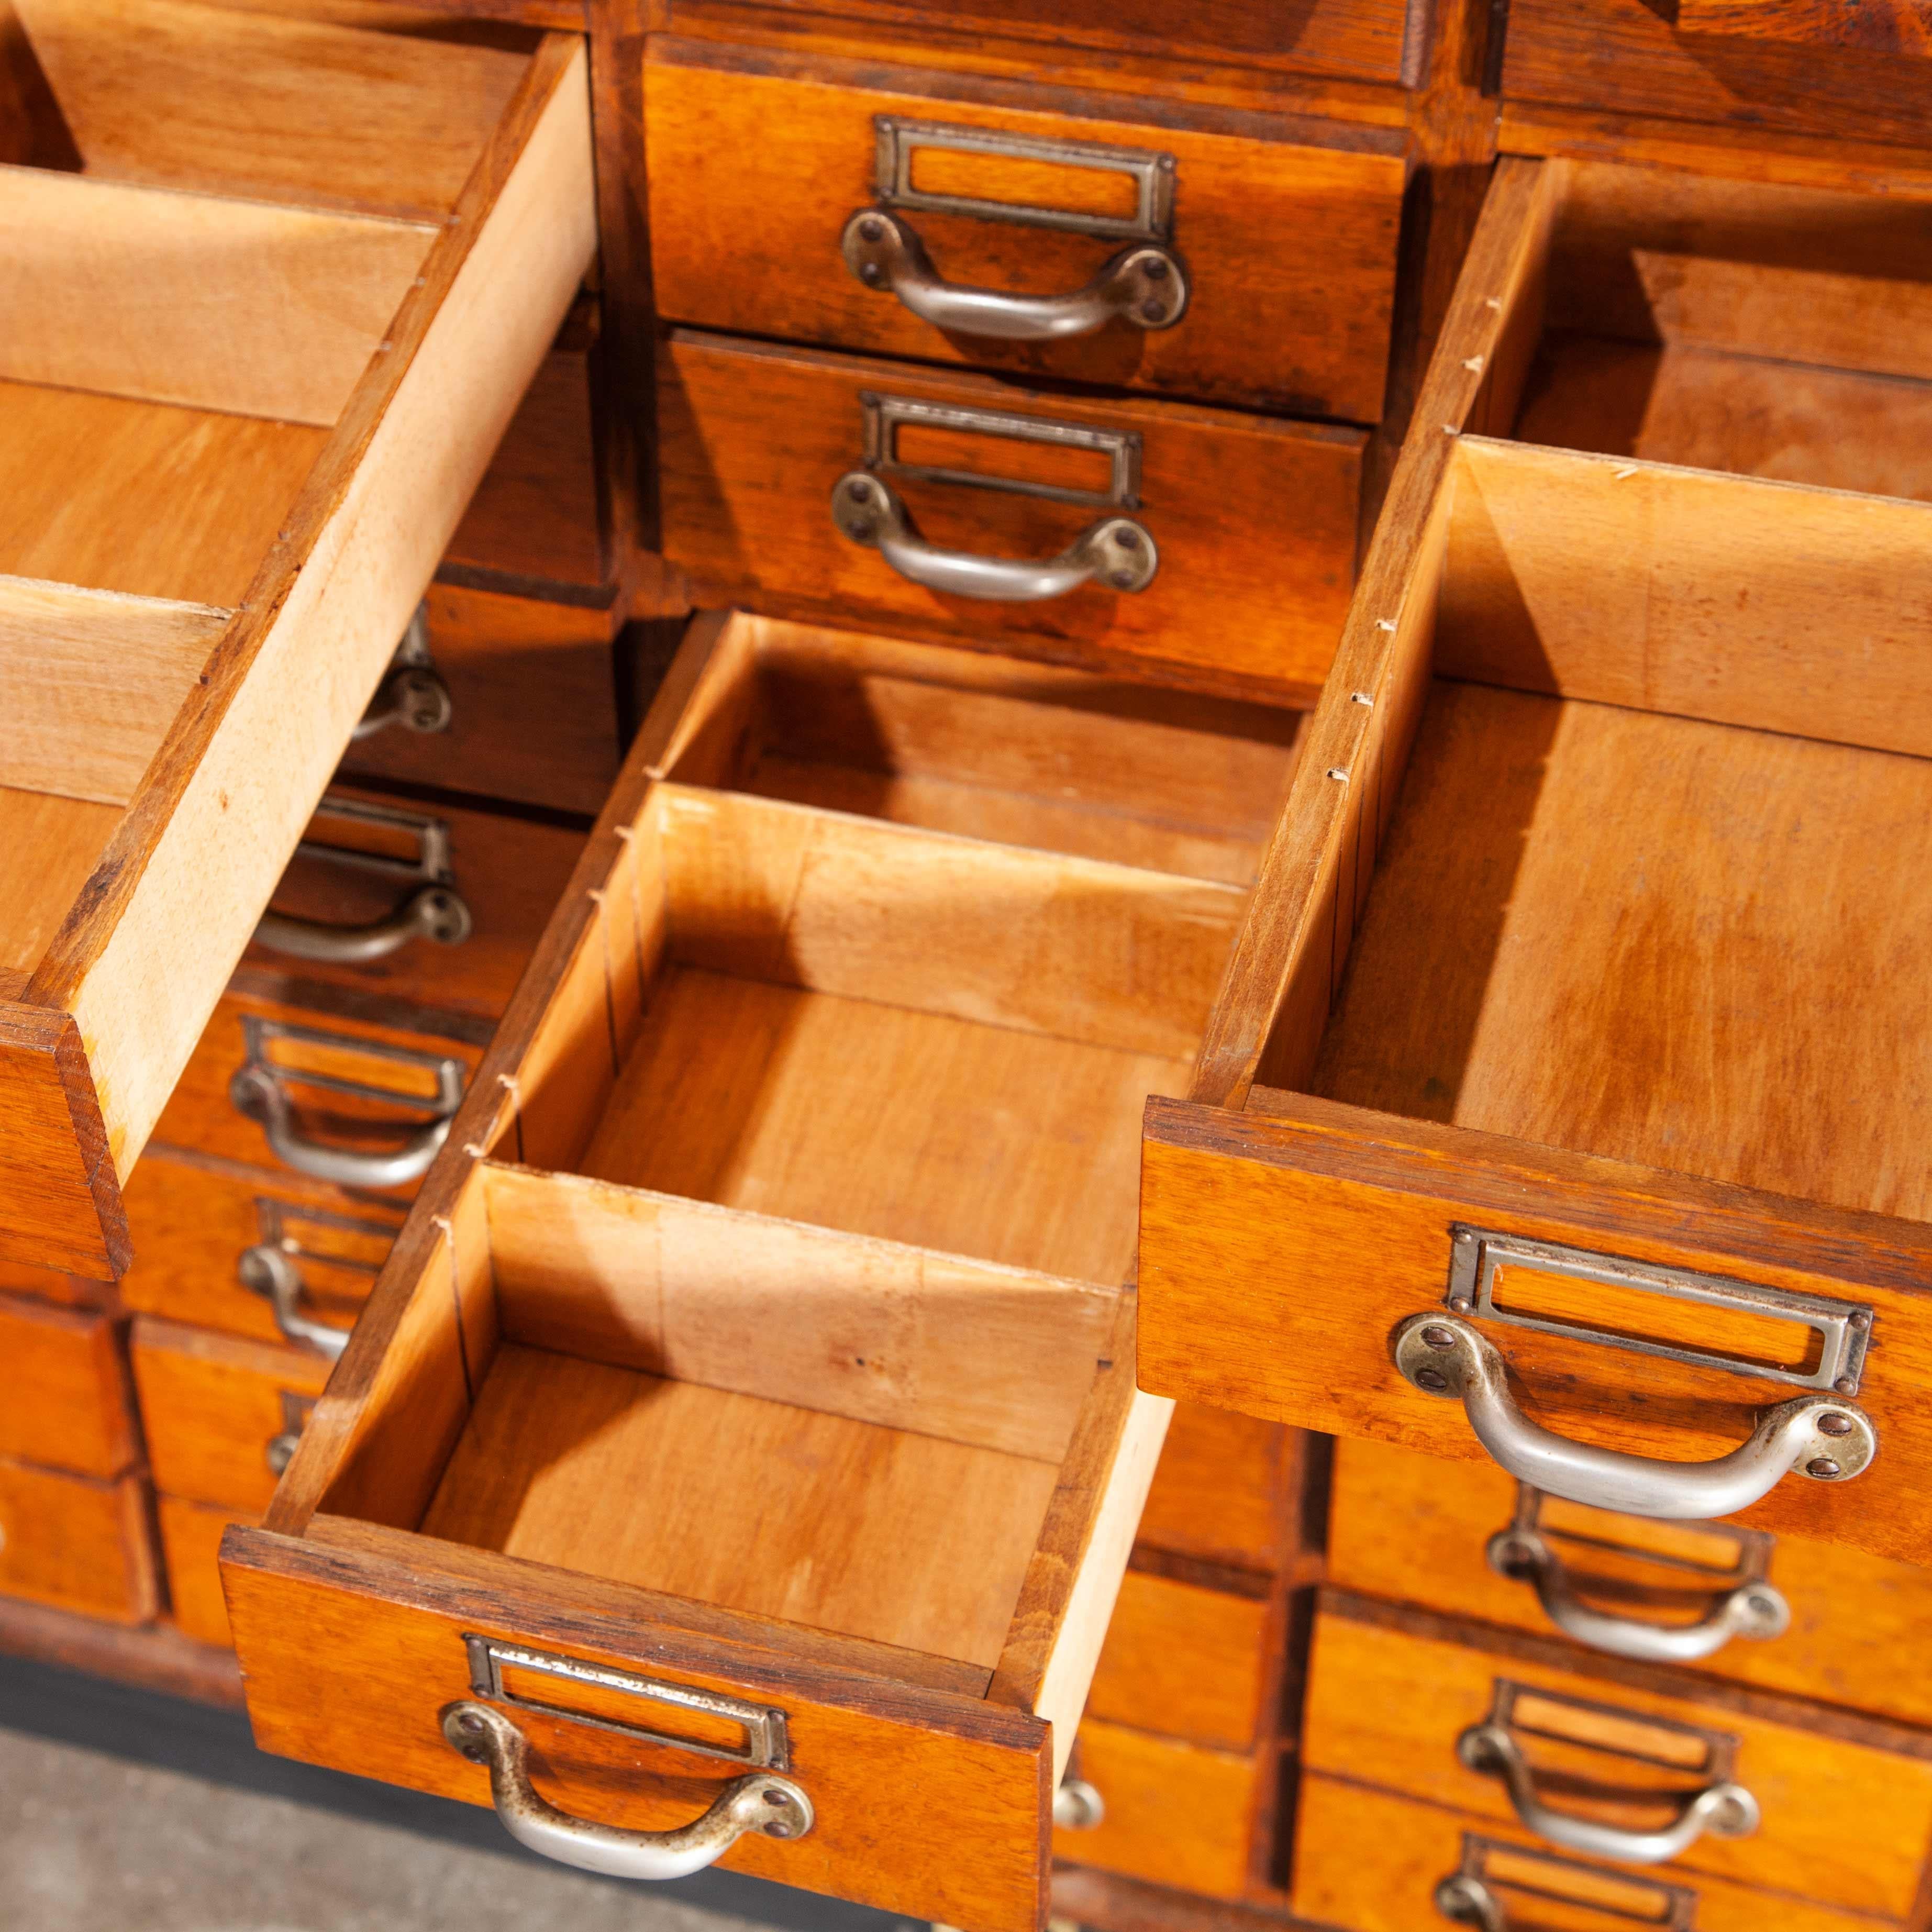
1270 436 1932 1224
316 614 1301 1671
1485 157 1932 504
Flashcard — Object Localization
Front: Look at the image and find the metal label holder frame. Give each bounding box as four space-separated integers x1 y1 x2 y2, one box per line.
1488 1678 1737 1782
859 391 1142 510
872 116 1177 243
1445 1831 1696 1930
462 1638 791 1771
1508 1484 1773 1591
1446 1225 1873 1396
237 1015 467 1122
295 793 456 891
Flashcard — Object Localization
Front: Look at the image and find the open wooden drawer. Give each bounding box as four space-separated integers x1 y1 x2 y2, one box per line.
220 612 1303 1928
1140 158 1932 1569
0 0 594 1278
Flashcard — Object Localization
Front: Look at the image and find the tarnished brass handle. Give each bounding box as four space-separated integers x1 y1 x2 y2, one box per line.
228 1065 455 1190
1487 1527 1789 1664
841 208 1187 340
254 884 472 964
1457 1721 1758 1864
441 1703 813 1881
237 1244 352 1361
1394 1315 1878 1519
831 471 1156 602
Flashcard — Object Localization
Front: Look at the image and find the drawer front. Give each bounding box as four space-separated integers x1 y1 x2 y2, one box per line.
225 1523 1055 1931
1053 1718 1257 1901
245 785 586 1019
152 991 488 1202
338 584 619 818
647 51 1404 421
1137 1404 1290 1571
158 1494 249 1651
1301 1596 1932 1918
1085 1570 1270 1750
1142 1095 1932 1568
131 1318 332 1514
1330 1436 1932 1731
742 0 1419 86
0 1455 158 1625
0 16 595 1279
120 1151 405 1354
1292 1773 1887 1932
658 333 1362 701
441 298 604 594
0 1292 135 1478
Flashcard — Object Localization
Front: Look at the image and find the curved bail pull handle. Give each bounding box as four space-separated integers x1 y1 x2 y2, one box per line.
228 1065 455 1191
1434 1873 1509 1929
831 471 1156 603
442 1703 813 1881
1487 1527 1790 1664
253 884 473 965
1457 1722 1759 1866
841 208 1188 341
1394 1315 1878 1520
237 1244 353 1361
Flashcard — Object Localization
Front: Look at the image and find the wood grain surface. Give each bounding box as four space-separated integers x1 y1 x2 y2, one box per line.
658 331 1362 701
0 1454 156 1625
1300 1596 1932 1916
1142 1095 1932 1564
157 1492 250 1650
130 1315 332 1514
223 1520 1056 1930
1137 1404 1293 1572
0 1292 135 1477
0 789 121 998
1678 0 1932 54
1330 1435 1932 1732
118 1146 405 1348
1084 1569 1270 1749
646 43 1404 418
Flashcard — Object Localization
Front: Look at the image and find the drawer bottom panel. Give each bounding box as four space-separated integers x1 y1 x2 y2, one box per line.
0 1456 158 1625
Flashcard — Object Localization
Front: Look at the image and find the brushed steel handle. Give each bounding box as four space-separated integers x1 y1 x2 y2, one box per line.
1394 1315 1877 1519
237 1244 352 1361
254 884 472 964
831 471 1156 602
228 1064 454 1190
441 1703 813 1881
1457 1720 1758 1865
841 209 1187 340
351 663 451 740
1487 1526 1789 1663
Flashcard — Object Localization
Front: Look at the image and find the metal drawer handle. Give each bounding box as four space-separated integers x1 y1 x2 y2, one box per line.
237 1245 352 1361
841 209 1186 341
831 471 1156 602
1487 1527 1789 1664
441 1703 813 1881
1394 1315 1878 1519
229 1065 456 1190
1457 1721 1758 1865
254 885 472 964
353 607 451 740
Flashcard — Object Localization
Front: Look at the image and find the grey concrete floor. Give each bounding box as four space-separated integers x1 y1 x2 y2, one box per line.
0 1655 915 1932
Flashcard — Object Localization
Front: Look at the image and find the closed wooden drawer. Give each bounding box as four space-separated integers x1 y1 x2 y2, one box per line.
245 785 587 1020
338 584 620 818
0 1292 135 1478
1053 1719 1257 1901
1293 1774 1889 1932
646 46 1405 421
0 0 594 1279
1331 1436 1932 1733
1142 159 1932 1571
659 334 1363 703
152 988 490 1202
119 1150 405 1358
158 1493 250 1651
0 1454 158 1626
131 1317 332 1515
1138 1405 1292 1572
740 0 1423 88
219 610 1311 1930
1302 1593 1932 1920
441 296 604 595
1085 1570 1271 1751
